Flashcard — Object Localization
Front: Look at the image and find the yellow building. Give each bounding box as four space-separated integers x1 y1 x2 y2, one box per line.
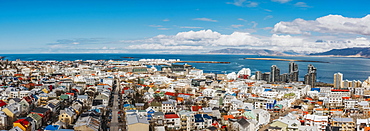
13 119 31 131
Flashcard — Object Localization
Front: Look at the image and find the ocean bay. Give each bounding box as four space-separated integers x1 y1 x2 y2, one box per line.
1 54 370 83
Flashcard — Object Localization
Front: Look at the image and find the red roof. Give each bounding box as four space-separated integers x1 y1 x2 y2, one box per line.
0 100 7 107
164 92 175 96
164 114 179 119
66 93 75 96
191 106 202 111
14 119 29 126
23 96 32 104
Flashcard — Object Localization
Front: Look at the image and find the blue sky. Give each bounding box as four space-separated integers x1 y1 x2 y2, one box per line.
1 0 370 54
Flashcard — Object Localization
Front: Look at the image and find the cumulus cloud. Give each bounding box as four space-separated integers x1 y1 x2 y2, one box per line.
46 29 370 54
193 18 218 22
294 2 310 7
271 0 291 3
163 19 170 22
272 14 370 36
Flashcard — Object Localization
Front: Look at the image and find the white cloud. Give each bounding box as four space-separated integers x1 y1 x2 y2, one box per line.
246 2 258 7
158 28 170 30
264 9 272 12
272 14 370 36
231 25 244 28
127 44 204 50
163 19 170 22
264 15 273 20
149 25 163 27
46 30 370 54
193 18 218 22
271 0 291 3
294 2 310 7
251 21 258 28
237 18 248 22
227 0 258 7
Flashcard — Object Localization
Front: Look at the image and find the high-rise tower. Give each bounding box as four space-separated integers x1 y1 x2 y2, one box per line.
304 64 316 87
270 65 280 83
289 62 299 82
334 72 343 88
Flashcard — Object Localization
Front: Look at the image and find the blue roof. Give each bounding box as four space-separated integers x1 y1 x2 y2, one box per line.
194 114 204 122
203 114 212 119
311 88 320 92
264 89 272 91
45 125 60 130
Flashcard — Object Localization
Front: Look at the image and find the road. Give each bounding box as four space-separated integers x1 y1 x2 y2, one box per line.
110 79 121 131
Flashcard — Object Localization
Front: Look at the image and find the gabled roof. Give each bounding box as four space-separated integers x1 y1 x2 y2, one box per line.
27 113 42 121
31 107 50 114
14 119 30 126
195 114 204 122
237 118 250 128
164 114 179 119
0 100 7 107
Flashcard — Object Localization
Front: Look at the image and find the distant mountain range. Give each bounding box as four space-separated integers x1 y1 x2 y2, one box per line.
208 48 287 55
209 47 370 58
310 47 370 58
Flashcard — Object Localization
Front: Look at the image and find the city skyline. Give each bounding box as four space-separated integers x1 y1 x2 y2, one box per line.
1 0 370 54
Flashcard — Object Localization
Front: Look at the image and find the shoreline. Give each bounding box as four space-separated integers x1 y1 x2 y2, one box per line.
244 58 329 63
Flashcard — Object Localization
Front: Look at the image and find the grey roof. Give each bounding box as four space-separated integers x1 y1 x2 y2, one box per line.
237 118 250 128
74 116 100 131
126 114 149 125
333 117 354 122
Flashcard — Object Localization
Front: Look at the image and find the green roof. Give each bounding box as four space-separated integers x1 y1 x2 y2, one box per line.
60 95 69 100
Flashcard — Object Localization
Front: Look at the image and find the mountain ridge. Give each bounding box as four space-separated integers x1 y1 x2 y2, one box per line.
208 48 287 55
309 47 370 58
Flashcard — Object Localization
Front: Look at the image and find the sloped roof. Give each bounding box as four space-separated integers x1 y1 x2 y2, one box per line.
27 113 42 121
0 100 7 107
237 118 250 128
164 114 179 119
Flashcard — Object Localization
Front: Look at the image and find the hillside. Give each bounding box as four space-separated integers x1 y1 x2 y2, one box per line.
309 47 370 58
208 48 286 55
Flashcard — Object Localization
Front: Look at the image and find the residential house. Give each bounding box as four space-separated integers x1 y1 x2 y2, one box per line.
178 110 195 131
94 94 109 107
162 101 176 113
13 118 31 131
229 118 257 131
331 117 355 131
27 113 42 130
269 114 301 131
304 114 328 131
73 116 100 131
0 111 8 129
59 107 77 127
151 112 165 126
2 104 20 124
126 113 149 131
31 107 51 124
164 114 181 130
